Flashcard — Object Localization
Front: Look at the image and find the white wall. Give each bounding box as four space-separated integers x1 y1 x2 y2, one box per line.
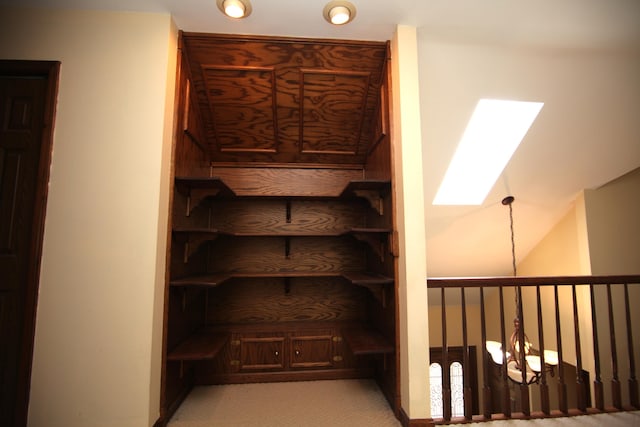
0 7 176 427
390 25 431 420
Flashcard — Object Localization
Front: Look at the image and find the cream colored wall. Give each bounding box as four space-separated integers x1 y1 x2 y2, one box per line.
583 167 640 406
508 168 640 408
503 197 594 410
390 25 431 420
516 194 593 367
0 7 176 427
584 167 640 275
518 194 591 277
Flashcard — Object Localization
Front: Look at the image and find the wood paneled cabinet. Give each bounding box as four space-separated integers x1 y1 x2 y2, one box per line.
231 327 337 372
160 33 396 425
165 175 396 386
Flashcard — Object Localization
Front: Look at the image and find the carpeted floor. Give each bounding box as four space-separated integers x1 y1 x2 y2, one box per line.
467 411 640 427
167 379 640 427
167 379 402 427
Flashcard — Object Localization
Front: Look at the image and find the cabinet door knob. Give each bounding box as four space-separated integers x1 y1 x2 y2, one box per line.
295 350 300 356
275 351 279 356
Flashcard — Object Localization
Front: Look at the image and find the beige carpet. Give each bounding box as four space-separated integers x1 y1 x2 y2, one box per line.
168 379 640 427
167 379 402 427
467 411 640 427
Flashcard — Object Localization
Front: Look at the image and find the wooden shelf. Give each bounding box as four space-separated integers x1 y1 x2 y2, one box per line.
168 330 228 361
175 176 235 195
171 271 393 288
170 273 232 287
341 271 394 286
342 272 393 305
174 228 388 238
174 228 391 262
343 328 394 356
170 272 342 287
340 179 391 197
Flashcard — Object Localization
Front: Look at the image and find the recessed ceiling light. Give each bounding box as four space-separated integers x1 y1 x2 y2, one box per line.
323 1 356 25
433 99 544 206
217 0 252 19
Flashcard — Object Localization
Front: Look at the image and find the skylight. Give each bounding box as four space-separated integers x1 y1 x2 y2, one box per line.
433 99 544 205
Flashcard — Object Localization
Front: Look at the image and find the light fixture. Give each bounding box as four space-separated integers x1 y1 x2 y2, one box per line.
323 1 356 25
217 0 252 19
433 99 543 205
485 196 559 385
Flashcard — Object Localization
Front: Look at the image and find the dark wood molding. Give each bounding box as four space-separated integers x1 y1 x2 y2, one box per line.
399 407 435 427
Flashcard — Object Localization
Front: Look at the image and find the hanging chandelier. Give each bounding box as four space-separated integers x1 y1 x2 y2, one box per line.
485 196 559 385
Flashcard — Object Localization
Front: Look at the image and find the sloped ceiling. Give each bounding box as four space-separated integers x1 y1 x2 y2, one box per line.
7 0 640 276
181 33 388 165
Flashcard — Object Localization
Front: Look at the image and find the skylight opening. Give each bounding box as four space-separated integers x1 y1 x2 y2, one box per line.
433 99 544 206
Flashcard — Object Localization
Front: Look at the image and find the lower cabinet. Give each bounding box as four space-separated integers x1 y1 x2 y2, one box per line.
232 327 338 373
192 323 387 384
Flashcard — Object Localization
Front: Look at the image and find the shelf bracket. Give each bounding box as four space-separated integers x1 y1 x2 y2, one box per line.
284 277 291 295
186 188 221 216
351 232 387 262
183 233 220 263
285 236 291 259
353 189 383 215
359 283 385 304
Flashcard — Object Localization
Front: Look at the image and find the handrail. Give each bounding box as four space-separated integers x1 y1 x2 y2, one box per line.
427 275 640 288
426 274 640 424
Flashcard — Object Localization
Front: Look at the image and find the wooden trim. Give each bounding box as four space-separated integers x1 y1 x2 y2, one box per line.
0 59 60 427
399 407 434 427
182 31 388 48
212 161 364 170
427 275 640 288
159 36 185 423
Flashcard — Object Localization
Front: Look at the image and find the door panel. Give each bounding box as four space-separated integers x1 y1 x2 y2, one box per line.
0 61 57 427
290 334 333 368
239 336 285 370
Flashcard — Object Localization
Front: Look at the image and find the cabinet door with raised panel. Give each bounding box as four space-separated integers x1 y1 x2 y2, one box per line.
239 336 285 371
290 333 334 369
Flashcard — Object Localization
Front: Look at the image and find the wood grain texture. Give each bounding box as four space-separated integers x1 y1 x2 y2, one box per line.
211 166 362 196
211 199 367 234
207 235 366 274
161 33 397 422
206 278 368 324
182 33 388 165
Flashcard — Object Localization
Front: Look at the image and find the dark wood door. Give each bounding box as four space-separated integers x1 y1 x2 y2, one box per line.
0 61 57 427
239 336 285 370
290 334 333 369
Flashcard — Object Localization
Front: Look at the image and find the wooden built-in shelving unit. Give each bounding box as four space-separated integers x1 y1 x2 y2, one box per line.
160 33 397 426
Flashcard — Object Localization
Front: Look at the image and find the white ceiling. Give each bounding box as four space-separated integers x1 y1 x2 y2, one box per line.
10 0 640 277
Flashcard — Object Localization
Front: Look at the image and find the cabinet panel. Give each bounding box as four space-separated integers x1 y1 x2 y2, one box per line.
290 334 333 368
239 336 285 371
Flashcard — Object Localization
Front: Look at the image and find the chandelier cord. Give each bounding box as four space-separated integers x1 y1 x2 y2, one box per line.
508 201 517 278
502 195 519 317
